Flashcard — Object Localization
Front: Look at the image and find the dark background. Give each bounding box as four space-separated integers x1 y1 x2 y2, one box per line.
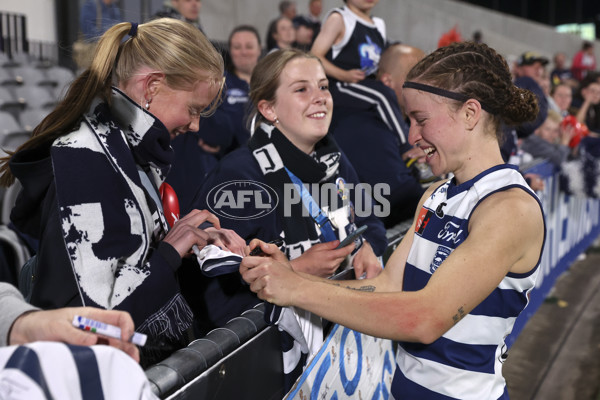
458 0 600 38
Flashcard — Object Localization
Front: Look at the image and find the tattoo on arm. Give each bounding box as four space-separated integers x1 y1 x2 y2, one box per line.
452 306 466 324
332 283 376 292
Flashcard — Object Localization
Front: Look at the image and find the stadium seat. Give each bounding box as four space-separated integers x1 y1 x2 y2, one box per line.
1 131 31 153
8 66 53 86
0 111 24 136
0 68 18 86
45 65 75 93
1 181 23 225
0 87 22 119
13 85 56 109
19 108 49 132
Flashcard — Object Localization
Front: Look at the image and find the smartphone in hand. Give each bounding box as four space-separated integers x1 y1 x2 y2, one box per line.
336 225 367 249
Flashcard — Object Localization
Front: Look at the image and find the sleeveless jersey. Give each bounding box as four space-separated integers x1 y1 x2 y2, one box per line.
392 164 545 399
325 6 386 77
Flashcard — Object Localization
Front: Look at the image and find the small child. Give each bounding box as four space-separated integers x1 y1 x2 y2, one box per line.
521 110 574 167
310 1 409 146
311 0 385 83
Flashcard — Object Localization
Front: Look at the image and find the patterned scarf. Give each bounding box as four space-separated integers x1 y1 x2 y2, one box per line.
248 123 343 389
51 88 193 365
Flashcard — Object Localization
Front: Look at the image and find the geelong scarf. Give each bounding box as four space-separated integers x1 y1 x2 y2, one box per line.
51 88 193 365
248 123 345 389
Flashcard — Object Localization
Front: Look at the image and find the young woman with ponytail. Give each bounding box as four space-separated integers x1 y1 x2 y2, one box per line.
0 18 244 365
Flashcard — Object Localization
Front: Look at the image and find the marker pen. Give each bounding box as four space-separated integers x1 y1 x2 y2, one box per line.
72 315 147 346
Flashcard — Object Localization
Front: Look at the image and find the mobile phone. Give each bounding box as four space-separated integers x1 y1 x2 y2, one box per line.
336 225 367 249
249 238 284 256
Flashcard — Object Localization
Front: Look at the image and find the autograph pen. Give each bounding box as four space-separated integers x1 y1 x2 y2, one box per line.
72 315 147 346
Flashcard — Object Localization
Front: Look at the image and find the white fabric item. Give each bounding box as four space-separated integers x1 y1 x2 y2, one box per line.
194 244 243 277
0 342 158 400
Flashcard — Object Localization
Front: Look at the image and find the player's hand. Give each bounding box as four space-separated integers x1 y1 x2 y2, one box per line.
352 241 382 279
240 240 298 306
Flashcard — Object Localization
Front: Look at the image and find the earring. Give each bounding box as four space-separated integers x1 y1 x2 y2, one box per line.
274 118 279 124
144 98 151 110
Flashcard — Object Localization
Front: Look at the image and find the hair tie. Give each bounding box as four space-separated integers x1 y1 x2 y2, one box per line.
128 22 138 38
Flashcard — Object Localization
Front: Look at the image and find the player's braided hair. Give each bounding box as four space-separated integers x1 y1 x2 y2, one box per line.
406 42 538 141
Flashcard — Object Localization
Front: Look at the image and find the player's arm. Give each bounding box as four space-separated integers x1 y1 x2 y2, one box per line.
310 12 364 83
286 181 441 292
242 187 544 343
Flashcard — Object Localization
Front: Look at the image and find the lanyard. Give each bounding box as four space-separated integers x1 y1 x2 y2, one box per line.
284 167 337 242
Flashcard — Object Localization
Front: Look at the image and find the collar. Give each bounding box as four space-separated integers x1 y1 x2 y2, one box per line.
446 164 518 199
88 87 174 187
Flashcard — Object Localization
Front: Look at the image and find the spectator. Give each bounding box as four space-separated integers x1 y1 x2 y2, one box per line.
292 15 316 51
571 41 596 82
307 0 323 34
168 25 263 213
75 0 122 70
279 1 297 20
312 0 385 83
266 17 295 51
184 49 387 343
437 25 462 48
472 30 483 44
331 43 426 227
0 19 244 366
80 0 122 41
311 1 410 154
0 281 158 398
512 51 549 138
521 110 574 166
153 0 202 31
573 72 600 134
1 282 138 360
551 83 573 117
241 41 545 400
550 52 576 88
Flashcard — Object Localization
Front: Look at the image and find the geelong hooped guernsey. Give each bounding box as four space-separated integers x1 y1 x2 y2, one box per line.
392 164 545 400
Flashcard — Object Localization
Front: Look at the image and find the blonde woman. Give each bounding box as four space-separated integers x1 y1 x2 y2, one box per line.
0 18 243 365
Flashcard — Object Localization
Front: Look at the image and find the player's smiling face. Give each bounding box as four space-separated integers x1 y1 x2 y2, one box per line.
403 86 465 178
262 57 332 154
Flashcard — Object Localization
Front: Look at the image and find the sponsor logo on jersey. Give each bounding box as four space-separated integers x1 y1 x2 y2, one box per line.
415 207 433 235
437 220 465 244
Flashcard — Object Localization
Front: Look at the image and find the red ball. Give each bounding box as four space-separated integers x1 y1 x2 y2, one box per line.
159 182 180 228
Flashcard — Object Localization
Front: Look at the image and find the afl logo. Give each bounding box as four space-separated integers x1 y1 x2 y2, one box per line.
206 180 279 220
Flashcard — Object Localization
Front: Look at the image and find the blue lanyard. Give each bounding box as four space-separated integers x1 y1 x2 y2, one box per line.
284 167 337 242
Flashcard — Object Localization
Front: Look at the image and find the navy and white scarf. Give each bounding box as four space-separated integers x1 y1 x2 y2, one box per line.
51 88 193 365
248 123 344 389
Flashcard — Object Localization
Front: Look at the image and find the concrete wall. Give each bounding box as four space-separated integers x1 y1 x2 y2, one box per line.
2 0 56 42
2 0 598 65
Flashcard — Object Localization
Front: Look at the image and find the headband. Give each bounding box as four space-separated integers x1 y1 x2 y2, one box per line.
402 81 496 114
128 22 138 38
